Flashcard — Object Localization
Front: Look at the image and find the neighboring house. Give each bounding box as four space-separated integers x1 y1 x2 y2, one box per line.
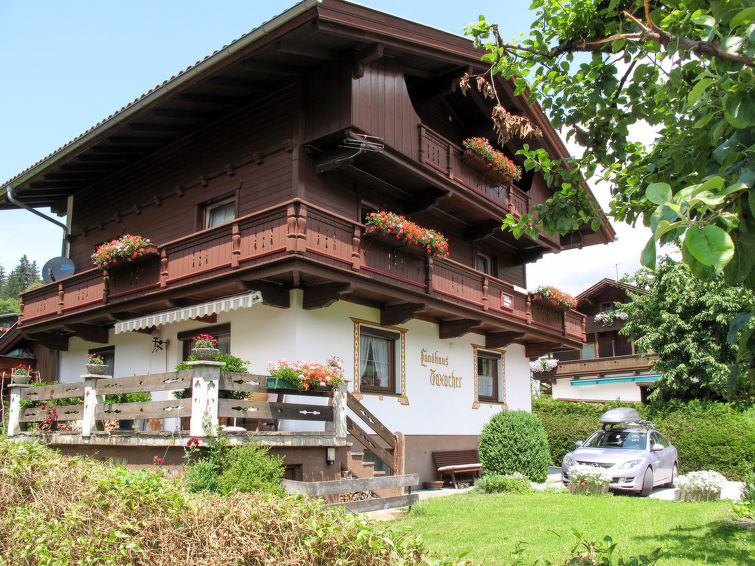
537 279 658 403
0 313 18 335
0 0 613 482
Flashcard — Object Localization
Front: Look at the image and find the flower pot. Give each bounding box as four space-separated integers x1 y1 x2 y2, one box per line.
191 347 219 361
11 373 31 385
86 364 109 375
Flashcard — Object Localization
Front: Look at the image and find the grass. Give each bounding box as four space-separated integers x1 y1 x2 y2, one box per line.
396 490 752 565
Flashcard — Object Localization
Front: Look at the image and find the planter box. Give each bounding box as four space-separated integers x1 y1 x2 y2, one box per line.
531 293 569 312
568 483 609 496
363 224 429 258
677 489 721 502
101 244 159 272
462 149 515 185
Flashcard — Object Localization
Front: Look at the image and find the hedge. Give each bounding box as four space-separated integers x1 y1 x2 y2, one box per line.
479 410 550 482
533 397 755 480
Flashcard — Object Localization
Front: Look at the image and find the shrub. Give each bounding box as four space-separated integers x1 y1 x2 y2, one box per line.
0 437 441 565
186 436 284 496
479 410 550 483
533 398 755 480
477 472 533 494
676 470 726 501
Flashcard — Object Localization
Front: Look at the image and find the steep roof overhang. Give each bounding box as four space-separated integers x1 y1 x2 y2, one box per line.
1 0 614 245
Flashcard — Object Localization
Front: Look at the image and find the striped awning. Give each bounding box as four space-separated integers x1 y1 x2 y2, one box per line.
113 292 262 334
571 374 661 386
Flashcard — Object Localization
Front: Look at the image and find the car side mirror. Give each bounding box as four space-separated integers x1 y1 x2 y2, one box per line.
652 443 663 451
575 440 583 448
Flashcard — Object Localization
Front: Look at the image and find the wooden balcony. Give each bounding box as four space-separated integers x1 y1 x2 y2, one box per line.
553 354 658 378
19 199 585 346
419 125 530 218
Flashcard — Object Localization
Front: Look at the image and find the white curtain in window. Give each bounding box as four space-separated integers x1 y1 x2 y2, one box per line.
360 334 391 388
478 357 495 398
208 203 235 227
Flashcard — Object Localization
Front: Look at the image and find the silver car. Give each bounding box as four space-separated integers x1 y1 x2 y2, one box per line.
561 408 678 496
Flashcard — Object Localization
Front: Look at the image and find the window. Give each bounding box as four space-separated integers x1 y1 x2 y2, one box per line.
352 318 408 404
476 352 500 402
359 326 397 393
476 253 492 275
178 323 230 360
89 346 114 374
582 343 596 359
600 302 613 313
204 197 236 228
360 202 378 224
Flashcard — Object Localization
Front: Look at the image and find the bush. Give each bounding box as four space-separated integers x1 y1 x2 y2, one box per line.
476 472 533 494
479 410 550 483
533 398 755 480
186 436 285 496
0 437 442 565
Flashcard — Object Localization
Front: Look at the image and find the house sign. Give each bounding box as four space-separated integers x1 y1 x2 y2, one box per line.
420 348 463 389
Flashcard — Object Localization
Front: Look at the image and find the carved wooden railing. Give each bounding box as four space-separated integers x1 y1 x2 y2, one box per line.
19 199 585 341
554 354 659 378
7 366 346 439
418 124 530 217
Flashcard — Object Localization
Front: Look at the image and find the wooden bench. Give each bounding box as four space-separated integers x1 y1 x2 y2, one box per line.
432 450 482 488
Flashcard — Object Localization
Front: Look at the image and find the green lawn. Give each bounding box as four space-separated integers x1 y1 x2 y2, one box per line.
395 491 752 565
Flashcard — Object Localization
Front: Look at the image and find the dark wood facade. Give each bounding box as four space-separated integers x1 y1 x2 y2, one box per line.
3 0 614 358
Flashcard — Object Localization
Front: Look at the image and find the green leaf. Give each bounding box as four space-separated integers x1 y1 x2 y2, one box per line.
686 78 715 108
684 225 735 269
727 313 753 343
646 182 672 205
692 15 715 27
750 187 755 217
640 236 656 269
723 94 755 128
650 204 679 231
730 7 755 28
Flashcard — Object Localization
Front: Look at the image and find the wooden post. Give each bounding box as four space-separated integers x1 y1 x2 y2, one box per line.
81 373 110 437
393 431 406 477
526 295 533 323
286 203 297 253
187 361 224 437
160 248 168 288
297 202 308 251
327 382 348 439
231 222 241 269
425 256 434 294
482 276 489 311
7 384 28 436
351 226 361 271
57 283 64 315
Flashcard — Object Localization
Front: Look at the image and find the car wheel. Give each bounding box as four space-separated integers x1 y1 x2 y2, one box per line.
664 463 678 488
639 467 654 497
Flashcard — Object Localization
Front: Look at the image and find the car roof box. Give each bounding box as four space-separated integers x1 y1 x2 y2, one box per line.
600 407 641 425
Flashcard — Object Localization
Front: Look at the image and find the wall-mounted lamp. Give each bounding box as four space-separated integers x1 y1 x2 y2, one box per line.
151 329 168 353
325 447 336 466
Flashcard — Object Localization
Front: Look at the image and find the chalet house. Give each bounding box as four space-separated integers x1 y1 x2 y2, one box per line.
538 279 658 403
0 0 613 484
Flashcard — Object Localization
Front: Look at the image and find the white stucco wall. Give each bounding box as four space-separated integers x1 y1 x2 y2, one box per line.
552 377 643 403
58 290 533 436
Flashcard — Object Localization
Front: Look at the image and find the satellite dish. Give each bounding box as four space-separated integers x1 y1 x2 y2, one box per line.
42 257 76 283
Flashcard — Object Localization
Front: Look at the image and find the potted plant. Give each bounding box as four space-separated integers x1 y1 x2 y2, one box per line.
267 356 346 391
531 285 578 311
190 334 219 360
86 353 109 375
365 211 450 258
11 364 31 384
90 234 158 270
462 137 522 183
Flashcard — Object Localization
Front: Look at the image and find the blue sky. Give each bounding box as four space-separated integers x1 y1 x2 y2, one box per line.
0 0 650 293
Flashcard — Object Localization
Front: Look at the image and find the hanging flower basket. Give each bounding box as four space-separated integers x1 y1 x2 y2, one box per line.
365 211 449 258
190 334 220 361
462 137 522 183
91 234 158 270
531 286 577 311
11 364 31 384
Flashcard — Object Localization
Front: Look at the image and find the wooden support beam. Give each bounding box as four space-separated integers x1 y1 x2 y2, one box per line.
381 303 425 326
63 324 110 344
241 59 303 76
302 282 351 310
278 40 340 60
353 43 384 78
485 331 525 349
524 341 558 359
439 319 482 339
403 188 449 214
26 332 69 351
241 280 290 309
515 247 546 264
464 220 502 242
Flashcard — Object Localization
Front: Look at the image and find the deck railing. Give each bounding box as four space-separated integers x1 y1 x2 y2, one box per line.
6 363 345 441
554 354 659 377
20 199 585 341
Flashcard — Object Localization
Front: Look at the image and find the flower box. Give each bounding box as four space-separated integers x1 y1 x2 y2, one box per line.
364 211 449 258
531 286 578 311
363 224 428 258
463 149 515 185
461 137 522 182
91 235 158 270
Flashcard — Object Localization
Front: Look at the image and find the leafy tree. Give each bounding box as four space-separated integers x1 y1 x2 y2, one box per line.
620 257 755 404
463 0 755 393
0 297 20 315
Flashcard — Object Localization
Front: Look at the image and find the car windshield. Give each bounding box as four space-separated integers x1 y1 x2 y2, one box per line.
583 429 647 450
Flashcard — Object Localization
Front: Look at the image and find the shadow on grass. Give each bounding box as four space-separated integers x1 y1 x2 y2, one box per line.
632 519 750 564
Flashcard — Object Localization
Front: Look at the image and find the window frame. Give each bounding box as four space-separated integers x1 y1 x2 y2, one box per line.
476 252 493 275
204 197 237 229
472 345 506 408
358 326 397 394
351 318 408 405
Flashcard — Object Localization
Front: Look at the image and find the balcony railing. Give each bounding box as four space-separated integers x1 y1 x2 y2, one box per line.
419 125 530 217
554 354 658 377
20 199 585 341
